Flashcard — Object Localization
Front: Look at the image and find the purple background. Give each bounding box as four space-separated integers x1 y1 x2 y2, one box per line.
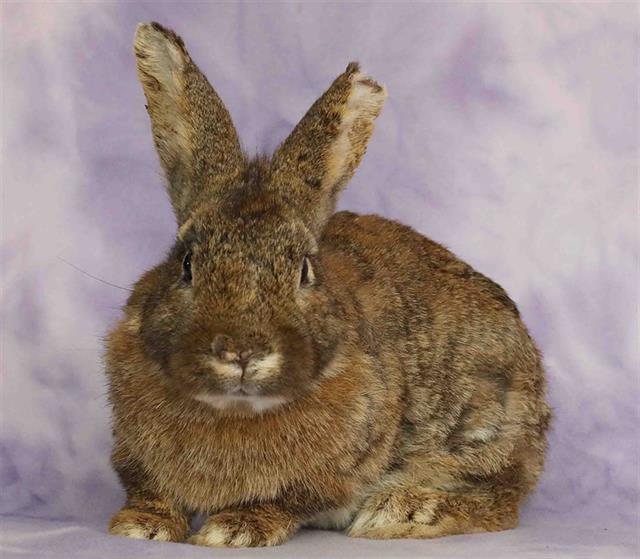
1 2 638 557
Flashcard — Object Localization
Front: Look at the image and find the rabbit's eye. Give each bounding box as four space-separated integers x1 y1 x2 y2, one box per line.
182 252 192 283
300 256 314 288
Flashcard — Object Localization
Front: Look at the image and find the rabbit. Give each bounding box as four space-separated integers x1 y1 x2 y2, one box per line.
105 21 551 547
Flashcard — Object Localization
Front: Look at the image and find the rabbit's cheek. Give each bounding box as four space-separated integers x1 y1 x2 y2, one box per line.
245 353 283 382
204 357 243 380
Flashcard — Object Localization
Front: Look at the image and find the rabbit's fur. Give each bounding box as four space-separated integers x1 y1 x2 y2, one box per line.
106 22 551 547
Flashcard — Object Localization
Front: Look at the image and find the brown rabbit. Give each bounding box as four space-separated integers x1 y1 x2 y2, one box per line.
105 22 551 547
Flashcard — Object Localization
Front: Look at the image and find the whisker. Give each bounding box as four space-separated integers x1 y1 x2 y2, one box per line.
57 256 133 292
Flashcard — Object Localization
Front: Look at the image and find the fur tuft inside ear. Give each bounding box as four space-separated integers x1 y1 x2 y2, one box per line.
324 70 387 190
134 22 189 95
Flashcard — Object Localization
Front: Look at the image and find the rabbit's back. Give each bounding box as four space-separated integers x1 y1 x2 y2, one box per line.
321 211 550 492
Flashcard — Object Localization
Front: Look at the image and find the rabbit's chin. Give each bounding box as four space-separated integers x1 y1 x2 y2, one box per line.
193 391 288 415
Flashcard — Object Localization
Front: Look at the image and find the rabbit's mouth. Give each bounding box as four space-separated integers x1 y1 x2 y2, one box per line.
199 352 284 383
189 351 289 413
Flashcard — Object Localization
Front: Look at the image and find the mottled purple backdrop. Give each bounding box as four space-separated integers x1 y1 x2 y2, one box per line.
1 2 638 558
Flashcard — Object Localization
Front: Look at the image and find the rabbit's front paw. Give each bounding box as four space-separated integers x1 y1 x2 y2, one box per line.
188 506 298 547
109 508 188 542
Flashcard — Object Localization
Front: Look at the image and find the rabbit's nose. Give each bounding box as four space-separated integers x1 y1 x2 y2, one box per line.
238 349 254 370
211 335 256 366
211 335 235 361
220 350 239 363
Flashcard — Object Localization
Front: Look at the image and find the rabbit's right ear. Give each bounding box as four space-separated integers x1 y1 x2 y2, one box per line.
134 22 244 224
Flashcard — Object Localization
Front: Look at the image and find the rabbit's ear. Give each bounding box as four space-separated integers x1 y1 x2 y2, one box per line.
270 63 386 234
134 22 244 224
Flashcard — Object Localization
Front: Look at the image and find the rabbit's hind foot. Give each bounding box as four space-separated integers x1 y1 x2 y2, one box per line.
347 485 519 540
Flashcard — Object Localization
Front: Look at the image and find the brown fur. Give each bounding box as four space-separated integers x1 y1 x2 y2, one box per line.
106 22 551 547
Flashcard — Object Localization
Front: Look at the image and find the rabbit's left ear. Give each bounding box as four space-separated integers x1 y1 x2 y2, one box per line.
134 22 244 225
270 63 386 234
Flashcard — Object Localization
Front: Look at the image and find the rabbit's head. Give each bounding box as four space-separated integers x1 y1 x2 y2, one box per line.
133 22 386 413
